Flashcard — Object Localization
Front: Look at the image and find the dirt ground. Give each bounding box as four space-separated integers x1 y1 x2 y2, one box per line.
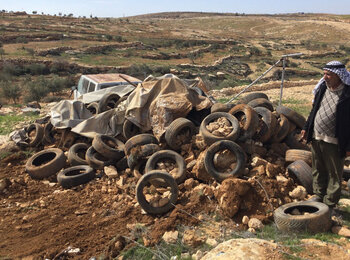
1 81 350 259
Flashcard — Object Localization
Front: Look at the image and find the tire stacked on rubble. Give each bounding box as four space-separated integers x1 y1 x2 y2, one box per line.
26 123 44 147
124 134 160 172
26 148 66 179
136 170 178 214
145 150 187 186
165 118 196 150
85 134 125 170
228 104 259 141
200 112 240 146
274 201 332 233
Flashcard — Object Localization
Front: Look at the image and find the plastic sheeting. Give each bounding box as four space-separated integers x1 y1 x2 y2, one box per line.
48 74 212 140
125 74 212 139
50 100 93 129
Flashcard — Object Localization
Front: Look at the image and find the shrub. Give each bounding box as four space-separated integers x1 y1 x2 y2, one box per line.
127 64 152 79
2 63 23 76
0 72 12 82
48 75 68 93
24 76 50 102
0 81 21 104
25 48 35 57
105 34 113 41
114 35 123 42
153 66 170 76
24 63 50 75
15 36 28 43
50 61 71 74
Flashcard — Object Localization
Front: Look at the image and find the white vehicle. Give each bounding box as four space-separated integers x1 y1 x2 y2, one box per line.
73 73 142 103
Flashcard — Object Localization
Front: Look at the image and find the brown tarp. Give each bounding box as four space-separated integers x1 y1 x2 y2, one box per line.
125 74 212 139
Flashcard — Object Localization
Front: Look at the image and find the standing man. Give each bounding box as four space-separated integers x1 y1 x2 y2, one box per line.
301 61 350 213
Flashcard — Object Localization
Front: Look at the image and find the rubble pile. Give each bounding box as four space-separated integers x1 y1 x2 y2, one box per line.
1 75 323 251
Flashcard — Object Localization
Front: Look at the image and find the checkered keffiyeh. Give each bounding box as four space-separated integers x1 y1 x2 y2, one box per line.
312 61 350 96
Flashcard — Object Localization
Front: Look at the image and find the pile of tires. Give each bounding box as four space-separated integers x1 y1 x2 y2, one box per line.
23 91 311 216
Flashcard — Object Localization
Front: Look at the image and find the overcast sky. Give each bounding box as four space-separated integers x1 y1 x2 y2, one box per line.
1 0 349 18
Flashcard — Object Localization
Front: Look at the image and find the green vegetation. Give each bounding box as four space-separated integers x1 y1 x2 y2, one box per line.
122 240 191 260
256 224 340 259
281 97 312 117
0 81 21 104
0 112 40 135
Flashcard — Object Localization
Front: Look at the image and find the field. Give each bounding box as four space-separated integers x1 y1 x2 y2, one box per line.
1 11 350 259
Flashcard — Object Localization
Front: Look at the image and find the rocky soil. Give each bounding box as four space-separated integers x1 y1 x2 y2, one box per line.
1 82 350 260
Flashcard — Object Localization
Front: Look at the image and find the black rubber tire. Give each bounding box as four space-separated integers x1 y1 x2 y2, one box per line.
287 160 313 194
113 95 128 108
276 105 306 129
270 114 290 143
57 165 95 188
285 149 312 166
165 118 196 150
285 130 310 151
123 119 142 140
124 134 159 156
116 156 128 172
27 123 44 147
136 170 178 215
67 143 89 166
85 146 115 170
228 104 259 141
253 107 278 143
247 98 274 112
238 92 269 104
25 148 66 179
98 93 120 113
145 150 186 185
274 201 331 233
200 112 240 146
86 102 99 115
92 134 125 161
127 144 160 170
211 103 236 113
204 140 246 182
43 122 57 144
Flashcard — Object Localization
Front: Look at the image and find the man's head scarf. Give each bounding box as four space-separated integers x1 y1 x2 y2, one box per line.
313 61 350 95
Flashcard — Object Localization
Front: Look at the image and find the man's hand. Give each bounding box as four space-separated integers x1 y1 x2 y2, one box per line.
300 130 307 140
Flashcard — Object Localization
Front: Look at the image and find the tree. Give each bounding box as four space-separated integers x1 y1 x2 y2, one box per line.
187 51 202 64
0 81 21 104
32 11 37 14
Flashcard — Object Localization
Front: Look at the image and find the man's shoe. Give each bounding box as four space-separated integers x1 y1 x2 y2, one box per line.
306 196 322 202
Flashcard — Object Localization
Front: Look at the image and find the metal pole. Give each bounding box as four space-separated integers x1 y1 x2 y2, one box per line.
279 57 286 106
225 52 303 104
226 58 282 104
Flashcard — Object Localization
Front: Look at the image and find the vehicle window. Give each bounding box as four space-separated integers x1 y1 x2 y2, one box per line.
78 78 90 94
88 82 96 93
100 83 119 89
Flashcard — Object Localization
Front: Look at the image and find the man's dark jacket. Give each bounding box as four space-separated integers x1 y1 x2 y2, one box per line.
303 81 350 157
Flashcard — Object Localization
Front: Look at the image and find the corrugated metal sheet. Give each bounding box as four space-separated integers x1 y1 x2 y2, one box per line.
85 73 141 84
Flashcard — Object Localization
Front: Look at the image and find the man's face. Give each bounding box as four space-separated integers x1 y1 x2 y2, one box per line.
323 70 342 89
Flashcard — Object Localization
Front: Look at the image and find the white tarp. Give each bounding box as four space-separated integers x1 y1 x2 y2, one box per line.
77 84 135 104
50 100 93 129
